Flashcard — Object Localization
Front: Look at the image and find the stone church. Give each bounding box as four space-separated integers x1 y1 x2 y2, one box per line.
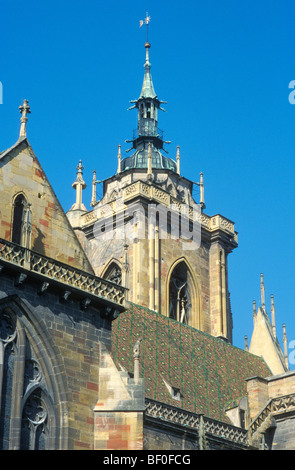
0 36 295 451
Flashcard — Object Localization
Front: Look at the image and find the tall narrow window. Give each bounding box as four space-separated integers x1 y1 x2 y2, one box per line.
0 306 57 450
0 312 17 450
21 388 49 450
12 195 26 245
168 260 195 325
140 104 144 119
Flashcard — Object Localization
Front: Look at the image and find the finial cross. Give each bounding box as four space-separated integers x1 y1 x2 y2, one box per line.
19 99 31 120
19 99 31 139
76 159 84 173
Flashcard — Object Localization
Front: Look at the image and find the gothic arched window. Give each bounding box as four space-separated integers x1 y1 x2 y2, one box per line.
11 194 32 249
0 303 58 450
12 194 26 244
104 262 122 286
168 260 197 326
20 387 51 450
0 311 17 449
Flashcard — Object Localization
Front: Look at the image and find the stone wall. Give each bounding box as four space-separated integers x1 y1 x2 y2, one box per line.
0 266 125 449
247 371 295 450
93 346 145 450
78 172 236 341
0 139 92 273
271 416 295 450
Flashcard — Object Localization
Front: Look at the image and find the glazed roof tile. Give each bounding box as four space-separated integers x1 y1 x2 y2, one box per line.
111 303 271 423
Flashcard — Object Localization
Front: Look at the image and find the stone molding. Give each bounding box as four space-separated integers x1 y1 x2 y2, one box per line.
0 237 127 310
145 398 248 446
80 180 238 245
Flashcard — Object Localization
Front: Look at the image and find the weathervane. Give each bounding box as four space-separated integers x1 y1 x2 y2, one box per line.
139 12 151 42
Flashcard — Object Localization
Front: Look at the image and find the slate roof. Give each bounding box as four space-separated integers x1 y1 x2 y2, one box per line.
111 303 271 423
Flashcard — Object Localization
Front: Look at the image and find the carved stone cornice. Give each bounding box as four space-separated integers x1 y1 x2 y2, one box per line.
249 392 295 440
0 238 127 312
80 180 238 249
145 398 248 447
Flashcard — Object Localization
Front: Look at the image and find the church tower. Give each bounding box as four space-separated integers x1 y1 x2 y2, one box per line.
67 35 238 343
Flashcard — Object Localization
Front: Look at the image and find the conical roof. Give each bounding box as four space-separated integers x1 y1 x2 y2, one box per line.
139 42 157 99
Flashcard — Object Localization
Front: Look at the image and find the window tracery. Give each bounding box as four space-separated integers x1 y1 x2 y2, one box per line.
0 312 17 449
104 262 122 286
0 308 54 450
21 388 49 450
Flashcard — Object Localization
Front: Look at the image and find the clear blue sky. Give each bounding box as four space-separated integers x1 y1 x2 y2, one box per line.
1 0 295 360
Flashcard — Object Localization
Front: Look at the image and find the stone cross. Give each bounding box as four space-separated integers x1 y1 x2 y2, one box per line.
19 99 31 139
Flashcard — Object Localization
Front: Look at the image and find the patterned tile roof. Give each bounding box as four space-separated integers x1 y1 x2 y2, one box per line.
111 303 271 423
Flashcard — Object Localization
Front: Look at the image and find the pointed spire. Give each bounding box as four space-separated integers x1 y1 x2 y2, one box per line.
19 99 31 139
195 172 205 210
260 273 265 310
133 338 142 384
176 145 180 174
124 27 176 173
139 41 157 99
72 160 87 210
271 294 276 338
199 172 205 209
117 144 122 174
283 324 289 370
138 13 156 100
253 300 257 318
90 170 102 207
91 170 97 207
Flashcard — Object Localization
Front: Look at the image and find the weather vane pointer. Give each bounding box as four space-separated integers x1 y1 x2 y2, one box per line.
139 12 151 42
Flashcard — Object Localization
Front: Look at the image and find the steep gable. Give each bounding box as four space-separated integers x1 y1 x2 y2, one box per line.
0 137 93 273
249 306 287 375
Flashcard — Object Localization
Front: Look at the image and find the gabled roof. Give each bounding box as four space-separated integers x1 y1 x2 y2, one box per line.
0 136 94 274
249 306 288 375
0 136 27 161
111 303 271 423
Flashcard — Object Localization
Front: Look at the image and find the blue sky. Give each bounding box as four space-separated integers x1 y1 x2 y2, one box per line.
1 0 295 359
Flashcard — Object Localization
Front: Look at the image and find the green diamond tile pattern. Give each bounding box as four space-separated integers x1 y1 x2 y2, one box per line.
111 303 271 423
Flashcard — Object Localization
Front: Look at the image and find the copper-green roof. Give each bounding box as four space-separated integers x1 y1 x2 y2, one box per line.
111 303 271 423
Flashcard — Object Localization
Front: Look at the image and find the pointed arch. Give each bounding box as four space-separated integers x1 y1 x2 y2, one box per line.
0 296 68 449
20 385 56 450
166 257 201 329
11 193 27 245
101 259 122 286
